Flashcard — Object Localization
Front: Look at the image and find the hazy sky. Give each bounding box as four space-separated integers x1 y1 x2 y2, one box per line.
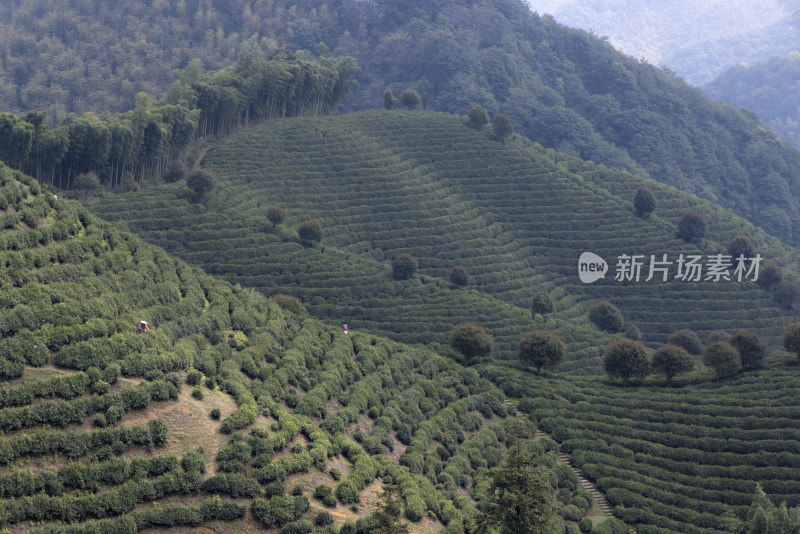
523 0 790 83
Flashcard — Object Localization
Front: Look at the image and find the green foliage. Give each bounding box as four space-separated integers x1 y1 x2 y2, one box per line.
517 330 565 373
677 210 706 242
392 253 418 280
251 495 310 528
783 322 800 358
667 329 703 356
634 187 656 218
729 235 756 258
774 281 800 310
468 105 490 129
449 323 494 364
651 344 694 384
298 219 324 244
703 341 742 379
531 291 554 317
492 113 514 140
476 427 553 534
399 89 421 110
271 294 308 315
384 89 398 110
603 339 650 382
729 330 767 370
267 205 287 226
589 301 624 333
449 265 469 287
187 169 217 198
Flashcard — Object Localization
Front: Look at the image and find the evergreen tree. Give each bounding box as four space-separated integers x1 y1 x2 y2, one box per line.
383 89 398 110
476 423 553 534
518 330 565 373
448 323 494 364
633 187 656 218
602 339 650 382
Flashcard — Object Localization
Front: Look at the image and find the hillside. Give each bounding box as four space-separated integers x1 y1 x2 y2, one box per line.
488 354 800 533
91 110 800 375
0 164 544 533
705 54 800 148
4 0 800 247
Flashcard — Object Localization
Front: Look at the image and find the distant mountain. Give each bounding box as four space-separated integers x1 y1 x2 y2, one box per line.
524 0 797 85
91 109 800 373
705 53 800 148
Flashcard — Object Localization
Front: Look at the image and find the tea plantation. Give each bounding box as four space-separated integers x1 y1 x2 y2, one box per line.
0 165 576 533
92 110 799 375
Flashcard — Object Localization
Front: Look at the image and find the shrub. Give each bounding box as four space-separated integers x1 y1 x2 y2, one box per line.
517 330 565 373
163 161 187 183
531 291 554 316
315 511 334 526
297 220 323 244
399 88 421 109
187 168 216 197
330 468 342 481
774 280 800 310
383 89 397 109
633 187 656 218
492 113 514 139
267 205 287 226
210 408 221 420
588 300 624 333
758 261 783 290
449 265 469 287
561 504 582 522
579 517 593 533
783 322 800 359
624 324 641 341
271 294 308 315
392 253 418 280
728 235 755 258
603 339 650 382
729 330 767 369
667 329 703 355
703 341 741 379
336 479 359 504
251 495 309 528
448 323 494 364
314 484 333 500
192 388 204 400
651 344 694 384
677 210 706 241
468 105 489 129
186 369 203 386
707 330 730 343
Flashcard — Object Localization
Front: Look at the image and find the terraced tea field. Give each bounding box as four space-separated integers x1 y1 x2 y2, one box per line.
487 356 800 533
0 166 550 533
93 110 799 374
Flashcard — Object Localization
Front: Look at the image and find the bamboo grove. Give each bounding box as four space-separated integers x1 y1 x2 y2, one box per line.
0 49 359 191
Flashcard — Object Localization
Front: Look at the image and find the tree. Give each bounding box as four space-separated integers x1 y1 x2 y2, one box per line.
531 291 554 316
468 105 490 129
651 344 694 384
633 187 656 218
492 113 514 140
163 160 187 183
703 341 741 379
677 210 706 241
782 322 800 359
518 330 565 373
362 485 410 534
729 330 767 369
72 171 101 197
476 422 553 534
399 89 421 110
383 89 397 110
728 235 755 258
667 329 703 355
392 253 418 280
749 506 768 534
266 205 287 226
589 300 624 333
602 339 650 382
449 265 469 287
297 220 323 244
187 168 217 197
448 323 494 364
624 324 642 341
774 280 800 310
758 262 783 290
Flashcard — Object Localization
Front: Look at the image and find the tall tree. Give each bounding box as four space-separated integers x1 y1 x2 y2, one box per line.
518 330 565 373
476 422 553 534
603 339 650 382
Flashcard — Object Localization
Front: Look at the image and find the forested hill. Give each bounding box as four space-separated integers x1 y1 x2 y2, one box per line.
3 0 800 248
